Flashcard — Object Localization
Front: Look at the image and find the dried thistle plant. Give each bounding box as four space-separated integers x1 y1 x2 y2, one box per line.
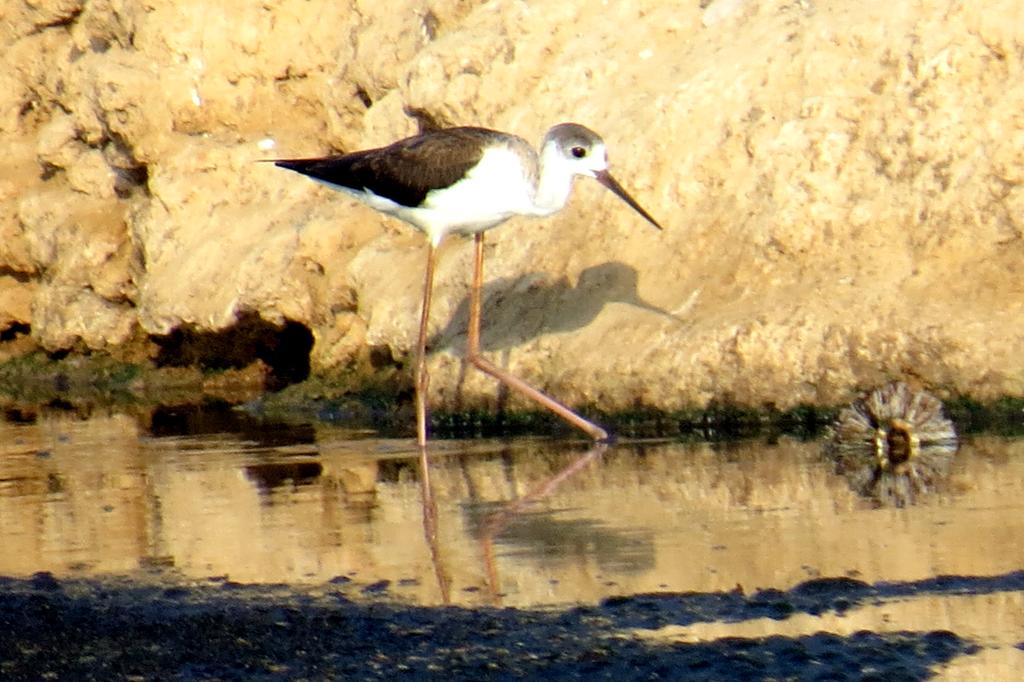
825 382 959 507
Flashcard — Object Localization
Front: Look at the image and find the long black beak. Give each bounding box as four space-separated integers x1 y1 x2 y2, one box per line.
595 170 663 230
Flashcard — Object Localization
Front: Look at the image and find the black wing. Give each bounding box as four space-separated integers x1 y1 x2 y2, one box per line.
274 127 505 208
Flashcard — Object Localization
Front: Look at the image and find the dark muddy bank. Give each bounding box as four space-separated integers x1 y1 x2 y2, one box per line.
1 571 999 680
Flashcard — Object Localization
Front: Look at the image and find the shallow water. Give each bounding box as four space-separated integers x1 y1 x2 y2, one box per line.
1 407 1022 677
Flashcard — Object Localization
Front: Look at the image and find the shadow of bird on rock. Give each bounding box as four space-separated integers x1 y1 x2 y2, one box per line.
428 261 686 356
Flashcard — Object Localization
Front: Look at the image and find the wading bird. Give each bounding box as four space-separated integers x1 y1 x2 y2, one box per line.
272 123 662 446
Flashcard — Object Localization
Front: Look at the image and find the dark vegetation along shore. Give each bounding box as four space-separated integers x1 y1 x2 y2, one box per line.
2 351 1023 441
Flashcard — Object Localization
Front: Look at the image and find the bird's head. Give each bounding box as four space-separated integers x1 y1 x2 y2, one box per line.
544 123 662 230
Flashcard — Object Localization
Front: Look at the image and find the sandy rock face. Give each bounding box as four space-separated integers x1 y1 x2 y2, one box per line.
0 0 1022 410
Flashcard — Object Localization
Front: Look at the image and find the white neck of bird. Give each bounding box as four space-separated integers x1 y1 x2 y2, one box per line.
530 140 578 216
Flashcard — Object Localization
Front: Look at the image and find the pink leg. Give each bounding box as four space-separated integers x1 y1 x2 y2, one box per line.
465 233 609 441
415 243 438 447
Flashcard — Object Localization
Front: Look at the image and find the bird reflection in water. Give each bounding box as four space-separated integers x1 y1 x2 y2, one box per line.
825 382 959 507
476 443 608 605
416 444 452 604
414 442 607 606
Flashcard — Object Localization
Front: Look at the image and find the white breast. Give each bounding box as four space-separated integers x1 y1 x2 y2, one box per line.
404 145 537 244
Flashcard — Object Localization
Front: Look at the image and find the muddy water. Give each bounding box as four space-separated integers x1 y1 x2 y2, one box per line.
1 408 1022 677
